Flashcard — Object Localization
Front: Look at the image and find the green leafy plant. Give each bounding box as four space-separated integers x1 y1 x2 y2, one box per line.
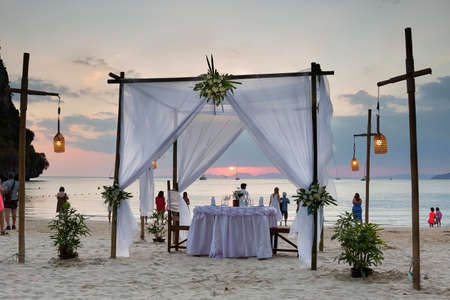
233 189 244 201
148 210 168 242
49 203 90 259
193 55 241 111
101 184 132 210
331 212 386 277
293 183 337 215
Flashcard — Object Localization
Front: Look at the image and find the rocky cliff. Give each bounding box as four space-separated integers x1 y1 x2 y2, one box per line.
0 57 49 180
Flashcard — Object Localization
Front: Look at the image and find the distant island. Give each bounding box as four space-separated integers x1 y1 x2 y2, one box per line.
432 172 450 180
0 57 49 180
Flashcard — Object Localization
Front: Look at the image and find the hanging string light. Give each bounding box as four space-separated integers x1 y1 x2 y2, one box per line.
53 96 65 153
351 136 359 171
374 86 388 154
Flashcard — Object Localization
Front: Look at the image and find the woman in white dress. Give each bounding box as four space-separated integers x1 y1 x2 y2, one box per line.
269 187 283 225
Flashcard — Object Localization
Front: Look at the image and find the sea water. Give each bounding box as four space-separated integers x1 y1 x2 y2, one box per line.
24 177 449 227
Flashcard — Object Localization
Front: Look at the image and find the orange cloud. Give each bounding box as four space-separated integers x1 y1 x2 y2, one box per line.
206 166 280 177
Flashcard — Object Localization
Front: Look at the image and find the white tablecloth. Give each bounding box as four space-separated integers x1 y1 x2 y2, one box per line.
187 206 277 259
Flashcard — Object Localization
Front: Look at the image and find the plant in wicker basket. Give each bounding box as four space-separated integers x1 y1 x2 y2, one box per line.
148 210 168 242
101 184 132 210
49 202 90 259
293 183 337 215
193 55 241 112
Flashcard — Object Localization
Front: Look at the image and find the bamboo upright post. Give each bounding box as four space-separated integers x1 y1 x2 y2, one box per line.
111 71 125 259
377 28 432 290
140 216 145 240
167 180 172 253
172 140 180 251
18 53 29 264
365 109 372 225
311 62 319 270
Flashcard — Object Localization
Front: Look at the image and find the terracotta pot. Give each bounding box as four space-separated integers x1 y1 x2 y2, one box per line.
233 199 240 207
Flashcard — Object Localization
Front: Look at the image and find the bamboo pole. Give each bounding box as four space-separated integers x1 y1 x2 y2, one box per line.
311 62 318 270
18 53 29 264
167 180 172 253
172 140 179 251
365 110 372 225
405 27 421 291
140 216 145 240
111 71 125 258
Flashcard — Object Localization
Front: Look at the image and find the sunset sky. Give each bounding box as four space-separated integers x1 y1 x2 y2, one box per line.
1 0 450 178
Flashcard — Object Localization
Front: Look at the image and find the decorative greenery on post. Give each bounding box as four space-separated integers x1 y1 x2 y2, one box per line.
101 184 132 211
331 212 386 278
148 210 168 242
193 55 241 113
293 183 337 215
48 202 90 259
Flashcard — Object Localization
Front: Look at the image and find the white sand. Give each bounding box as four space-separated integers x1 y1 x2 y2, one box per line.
0 219 449 299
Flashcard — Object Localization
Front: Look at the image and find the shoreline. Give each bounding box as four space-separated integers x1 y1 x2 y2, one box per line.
0 218 449 299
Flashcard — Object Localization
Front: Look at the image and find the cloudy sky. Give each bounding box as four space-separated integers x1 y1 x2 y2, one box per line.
1 0 449 178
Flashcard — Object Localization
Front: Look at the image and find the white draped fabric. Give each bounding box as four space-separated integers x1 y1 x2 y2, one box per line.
139 168 154 217
187 206 276 259
116 200 139 257
114 74 334 261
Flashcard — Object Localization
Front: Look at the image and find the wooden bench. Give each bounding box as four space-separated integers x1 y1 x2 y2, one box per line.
270 226 298 255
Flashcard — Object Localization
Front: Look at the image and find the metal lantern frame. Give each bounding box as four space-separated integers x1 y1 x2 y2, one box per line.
53 96 65 153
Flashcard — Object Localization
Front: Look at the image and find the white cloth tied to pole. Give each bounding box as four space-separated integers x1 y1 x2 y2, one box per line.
114 75 334 260
139 168 154 217
116 199 138 257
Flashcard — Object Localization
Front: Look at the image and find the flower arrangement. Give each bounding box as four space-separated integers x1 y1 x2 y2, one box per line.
148 210 168 242
233 190 244 200
193 55 241 112
101 184 132 210
293 183 337 215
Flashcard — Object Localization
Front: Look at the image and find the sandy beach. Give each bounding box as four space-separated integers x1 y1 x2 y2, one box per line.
0 219 448 300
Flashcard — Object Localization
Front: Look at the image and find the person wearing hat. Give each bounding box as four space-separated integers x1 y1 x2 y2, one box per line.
1 172 19 230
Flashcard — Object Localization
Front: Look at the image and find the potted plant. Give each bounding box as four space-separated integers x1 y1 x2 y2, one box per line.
148 210 168 242
48 202 90 259
331 212 386 278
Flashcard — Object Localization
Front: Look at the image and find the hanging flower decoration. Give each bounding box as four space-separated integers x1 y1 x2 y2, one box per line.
101 184 132 210
293 183 337 215
193 55 241 110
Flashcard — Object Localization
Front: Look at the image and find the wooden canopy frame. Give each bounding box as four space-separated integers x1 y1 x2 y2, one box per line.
107 62 334 270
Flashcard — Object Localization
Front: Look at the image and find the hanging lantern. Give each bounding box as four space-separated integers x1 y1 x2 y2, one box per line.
152 161 157 169
53 96 65 153
351 137 359 171
351 157 359 171
374 133 388 154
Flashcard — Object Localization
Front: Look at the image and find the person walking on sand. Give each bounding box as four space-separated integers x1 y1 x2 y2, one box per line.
435 207 442 227
155 191 166 212
1 172 19 231
428 207 436 228
352 193 362 221
269 187 282 225
56 186 69 213
0 178 7 235
280 192 290 226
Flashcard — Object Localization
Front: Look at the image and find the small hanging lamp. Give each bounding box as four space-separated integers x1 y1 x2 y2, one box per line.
152 161 157 169
351 137 359 171
53 96 65 153
374 87 388 154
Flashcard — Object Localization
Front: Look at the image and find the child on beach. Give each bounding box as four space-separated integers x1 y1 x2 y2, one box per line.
435 207 442 227
56 187 69 213
428 207 436 228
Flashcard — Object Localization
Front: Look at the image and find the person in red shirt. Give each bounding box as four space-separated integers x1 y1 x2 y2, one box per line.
428 207 436 228
155 191 166 212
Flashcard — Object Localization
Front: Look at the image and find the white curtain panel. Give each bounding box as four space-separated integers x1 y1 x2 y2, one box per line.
119 82 205 189
139 168 154 217
116 199 139 257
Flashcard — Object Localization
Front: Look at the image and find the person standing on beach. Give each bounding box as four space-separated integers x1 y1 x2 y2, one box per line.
1 172 19 230
155 191 166 212
56 186 69 213
352 193 362 221
435 207 442 227
280 192 290 226
269 187 282 225
428 207 436 228
0 178 7 235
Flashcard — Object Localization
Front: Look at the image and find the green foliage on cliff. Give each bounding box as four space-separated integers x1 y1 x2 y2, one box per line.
0 58 49 180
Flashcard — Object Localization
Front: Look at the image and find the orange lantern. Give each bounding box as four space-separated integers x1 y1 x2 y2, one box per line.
53 96 65 153
351 157 359 171
152 161 157 169
374 133 388 154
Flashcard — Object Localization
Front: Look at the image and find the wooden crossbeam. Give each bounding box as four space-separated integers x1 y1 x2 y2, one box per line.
8 87 59 97
377 68 432 87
